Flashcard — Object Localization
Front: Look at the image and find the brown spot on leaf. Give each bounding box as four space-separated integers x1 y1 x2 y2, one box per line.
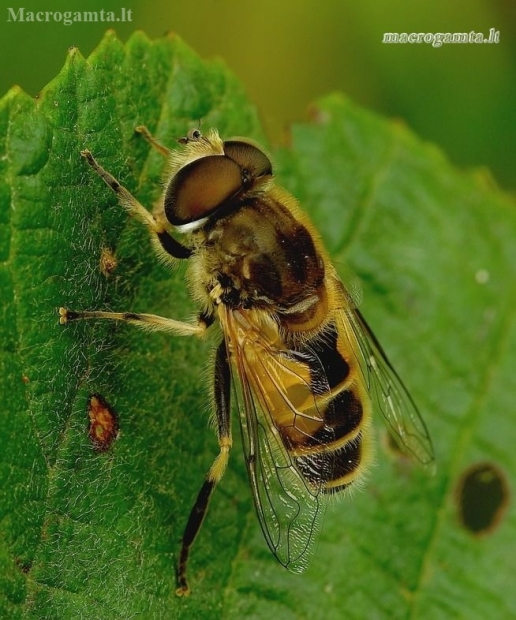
88 393 119 452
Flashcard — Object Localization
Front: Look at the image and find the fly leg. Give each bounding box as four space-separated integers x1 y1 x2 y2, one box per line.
80 149 191 261
175 339 232 596
135 125 173 158
58 307 211 337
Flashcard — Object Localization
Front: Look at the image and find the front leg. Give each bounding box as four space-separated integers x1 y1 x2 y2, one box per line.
135 125 173 158
80 149 191 260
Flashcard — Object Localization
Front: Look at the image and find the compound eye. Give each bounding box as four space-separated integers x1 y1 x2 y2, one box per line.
164 155 243 226
224 140 273 178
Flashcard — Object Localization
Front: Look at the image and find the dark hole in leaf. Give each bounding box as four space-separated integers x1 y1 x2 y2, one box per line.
88 393 120 452
456 462 509 536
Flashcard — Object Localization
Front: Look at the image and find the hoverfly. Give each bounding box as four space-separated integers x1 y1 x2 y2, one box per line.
59 125 434 596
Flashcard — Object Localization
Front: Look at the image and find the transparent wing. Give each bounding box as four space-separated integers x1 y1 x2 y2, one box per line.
343 305 434 465
223 313 329 573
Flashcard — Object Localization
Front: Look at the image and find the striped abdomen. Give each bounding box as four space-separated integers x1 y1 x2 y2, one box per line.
223 298 373 495
275 320 372 494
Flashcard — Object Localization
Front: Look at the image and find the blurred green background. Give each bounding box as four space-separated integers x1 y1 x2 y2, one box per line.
1 0 515 189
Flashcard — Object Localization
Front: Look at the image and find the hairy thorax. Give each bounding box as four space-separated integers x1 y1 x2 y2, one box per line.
188 192 329 335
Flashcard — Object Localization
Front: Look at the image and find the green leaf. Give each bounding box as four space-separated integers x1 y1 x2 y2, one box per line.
1 32 515 620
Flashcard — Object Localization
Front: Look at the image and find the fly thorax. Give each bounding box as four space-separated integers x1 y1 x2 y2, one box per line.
205 199 326 311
